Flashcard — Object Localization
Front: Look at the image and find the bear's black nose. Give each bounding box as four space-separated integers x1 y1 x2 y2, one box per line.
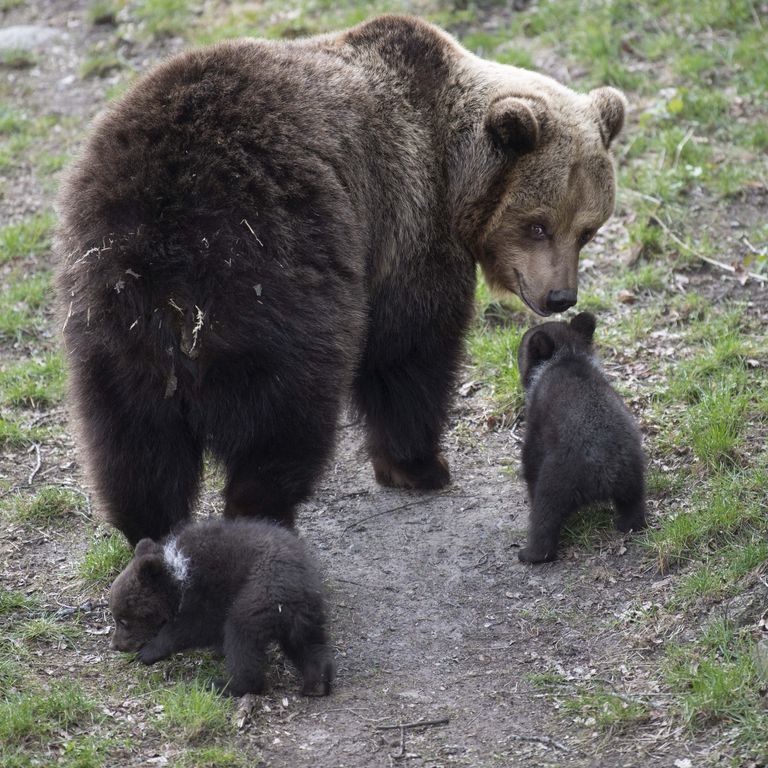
545 289 577 313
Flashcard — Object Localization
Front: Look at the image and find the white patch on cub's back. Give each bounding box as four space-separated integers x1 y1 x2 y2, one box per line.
163 537 190 584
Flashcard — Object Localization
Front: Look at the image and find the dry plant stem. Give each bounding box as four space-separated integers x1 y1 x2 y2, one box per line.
28 442 42 485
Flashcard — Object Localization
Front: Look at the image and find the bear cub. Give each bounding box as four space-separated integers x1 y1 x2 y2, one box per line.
109 518 334 696
517 312 646 563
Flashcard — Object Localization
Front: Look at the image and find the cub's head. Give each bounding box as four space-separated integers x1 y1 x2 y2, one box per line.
109 538 179 652
457 67 627 316
517 311 596 389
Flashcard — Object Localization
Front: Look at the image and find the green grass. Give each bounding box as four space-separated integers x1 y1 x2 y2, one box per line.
80 49 124 79
664 619 768 752
14 616 80 647
0 352 66 408
0 48 37 68
0 270 53 341
79 531 132 585
0 212 55 265
87 0 124 25
158 682 234 744
9 486 86 525
0 588 37 616
0 682 97 746
134 0 194 37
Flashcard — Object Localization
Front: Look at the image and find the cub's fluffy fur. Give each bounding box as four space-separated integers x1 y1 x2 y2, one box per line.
517 312 646 563
56 15 626 543
109 519 334 696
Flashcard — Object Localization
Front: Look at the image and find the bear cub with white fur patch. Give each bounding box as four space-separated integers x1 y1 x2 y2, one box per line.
517 312 646 563
109 518 334 696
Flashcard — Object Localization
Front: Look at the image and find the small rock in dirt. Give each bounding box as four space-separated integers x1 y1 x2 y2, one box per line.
618 289 638 304
0 25 67 50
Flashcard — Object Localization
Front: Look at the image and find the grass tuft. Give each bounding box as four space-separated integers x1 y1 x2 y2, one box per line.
79 531 132 585
10 486 86 525
158 682 233 744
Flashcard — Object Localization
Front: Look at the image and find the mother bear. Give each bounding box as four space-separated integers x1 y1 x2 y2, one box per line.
56 15 626 545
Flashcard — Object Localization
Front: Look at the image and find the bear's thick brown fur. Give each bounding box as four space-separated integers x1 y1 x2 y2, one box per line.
56 15 627 544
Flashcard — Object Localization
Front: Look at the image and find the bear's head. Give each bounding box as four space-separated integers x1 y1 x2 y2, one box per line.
109 538 179 652
517 311 596 389
454 64 626 316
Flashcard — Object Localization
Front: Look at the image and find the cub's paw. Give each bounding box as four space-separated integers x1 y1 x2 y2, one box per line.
518 546 557 564
136 644 164 665
616 517 647 534
300 655 335 697
372 453 451 490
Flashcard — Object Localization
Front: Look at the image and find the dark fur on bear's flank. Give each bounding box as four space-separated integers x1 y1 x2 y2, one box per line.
517 312 646 563
56 15 626 544
109 518 334 697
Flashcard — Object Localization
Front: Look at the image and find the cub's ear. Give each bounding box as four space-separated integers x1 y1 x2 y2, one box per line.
528 329 555 363
570 312 596 341
589 87 627 149
486 97 541 155
137 555 166 586
135 538 161 558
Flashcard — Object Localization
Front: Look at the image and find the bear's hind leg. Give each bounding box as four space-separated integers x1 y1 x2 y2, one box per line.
614 484 647 533
71 353 203 545
278 614 334 696
354 342 462 491
518 464 577 564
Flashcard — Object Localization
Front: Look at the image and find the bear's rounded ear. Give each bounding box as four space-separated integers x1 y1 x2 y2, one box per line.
135 538 160 558
529 329 555 363
137 555 166 585
589 87 627 149
570 312 596 341
486 97 541 156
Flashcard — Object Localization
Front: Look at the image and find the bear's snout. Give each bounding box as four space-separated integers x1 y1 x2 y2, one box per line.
545 289 577 313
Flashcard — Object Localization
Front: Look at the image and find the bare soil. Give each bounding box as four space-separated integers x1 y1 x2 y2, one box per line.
1 2 763 767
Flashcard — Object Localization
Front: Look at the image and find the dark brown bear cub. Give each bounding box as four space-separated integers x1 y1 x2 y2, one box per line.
517 312 646 563
109 518 334 696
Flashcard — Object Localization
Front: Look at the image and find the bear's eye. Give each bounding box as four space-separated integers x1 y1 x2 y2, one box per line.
579 229 596 246
528 223 548 240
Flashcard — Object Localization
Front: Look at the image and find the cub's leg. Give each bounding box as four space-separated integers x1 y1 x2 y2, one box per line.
614 475 647 533
279 612 334 696
354 338 465 491
518 462 577 564
69 351 203 545
218 612 270 697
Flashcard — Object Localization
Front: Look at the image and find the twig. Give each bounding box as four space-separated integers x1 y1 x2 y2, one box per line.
27 443 42 485
508 733 570 752
651 215 768 283
671 127 694 171
340 493 448 535
375 717 450 731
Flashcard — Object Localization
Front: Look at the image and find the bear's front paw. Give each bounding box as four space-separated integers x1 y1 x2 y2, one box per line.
616 514 647 534
136 642 167 665
372 453 451 490
518 546 557 564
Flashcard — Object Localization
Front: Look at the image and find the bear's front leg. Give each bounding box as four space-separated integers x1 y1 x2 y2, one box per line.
137 625 177 665
354 329 468 491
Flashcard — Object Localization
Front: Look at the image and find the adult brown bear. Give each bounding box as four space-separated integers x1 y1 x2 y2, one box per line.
56 15 626 545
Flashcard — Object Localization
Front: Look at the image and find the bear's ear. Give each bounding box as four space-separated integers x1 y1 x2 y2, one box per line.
528 329 555 364
570 312 596 341
486 97 541 156
589 87 627 149
135 538 161 557
137 555 166 586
